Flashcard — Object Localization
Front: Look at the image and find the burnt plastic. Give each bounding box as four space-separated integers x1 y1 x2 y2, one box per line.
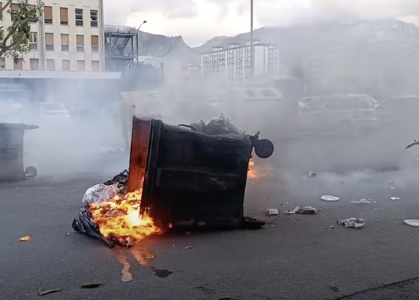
128 117 254 230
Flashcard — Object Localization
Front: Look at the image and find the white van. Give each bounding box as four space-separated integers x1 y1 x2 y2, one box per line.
298 94 378 134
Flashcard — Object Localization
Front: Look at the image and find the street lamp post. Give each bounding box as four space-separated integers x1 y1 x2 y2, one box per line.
136 20 147 65
250 0 254 81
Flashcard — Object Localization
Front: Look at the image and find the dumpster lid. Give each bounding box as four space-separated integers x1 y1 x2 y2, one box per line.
0 123 39 130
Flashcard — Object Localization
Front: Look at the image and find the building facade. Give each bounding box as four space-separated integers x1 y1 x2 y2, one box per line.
0 0 105 72
200 43 279 87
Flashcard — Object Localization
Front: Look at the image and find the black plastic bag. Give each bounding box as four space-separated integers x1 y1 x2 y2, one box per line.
71 208 114 247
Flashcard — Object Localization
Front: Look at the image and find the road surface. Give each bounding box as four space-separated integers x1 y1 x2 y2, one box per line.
2 134 419 299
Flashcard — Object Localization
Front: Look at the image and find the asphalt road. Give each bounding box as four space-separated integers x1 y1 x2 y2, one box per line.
2 133 419 300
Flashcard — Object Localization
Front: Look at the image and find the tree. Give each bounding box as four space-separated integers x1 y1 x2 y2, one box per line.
0 0 42 57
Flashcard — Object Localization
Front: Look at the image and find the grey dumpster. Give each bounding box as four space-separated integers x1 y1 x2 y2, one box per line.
0 123 38 182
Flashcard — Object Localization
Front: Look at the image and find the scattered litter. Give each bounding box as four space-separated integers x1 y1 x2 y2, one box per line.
391 197 400 201
328 225 335 230
321 195 340 202
389 186 396 190
38 288 62 296
285 206 319 215
351 199 371 204
81 283 103 289
337 217 365 229
185 246 193 249
19 236 31 242
406 139 419 150
266 208 279 216
404 219 419 227
65 233 70 236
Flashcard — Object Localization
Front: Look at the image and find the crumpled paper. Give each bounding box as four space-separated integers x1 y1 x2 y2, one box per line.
337 217 365 229
285 206 319 215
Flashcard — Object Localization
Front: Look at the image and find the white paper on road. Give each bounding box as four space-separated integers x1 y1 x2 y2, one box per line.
337 217 365 229
321 195 340 202
351 199 371 204
404 220 419 227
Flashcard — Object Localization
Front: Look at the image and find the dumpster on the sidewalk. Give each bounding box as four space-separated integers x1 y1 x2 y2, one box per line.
0 123 38 182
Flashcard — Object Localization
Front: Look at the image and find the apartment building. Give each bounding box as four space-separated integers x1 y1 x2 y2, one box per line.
0 0 104 72
200 43 279 87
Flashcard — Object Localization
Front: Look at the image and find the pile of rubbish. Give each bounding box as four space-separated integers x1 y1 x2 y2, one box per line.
190 114 241 135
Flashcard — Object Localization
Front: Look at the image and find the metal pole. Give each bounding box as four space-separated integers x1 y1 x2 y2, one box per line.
250 0 254 82
136 20 146 65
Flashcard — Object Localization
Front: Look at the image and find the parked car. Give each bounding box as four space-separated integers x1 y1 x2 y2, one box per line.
298 94 378 134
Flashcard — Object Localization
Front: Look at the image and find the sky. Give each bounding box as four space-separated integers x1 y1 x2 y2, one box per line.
104 0 419 47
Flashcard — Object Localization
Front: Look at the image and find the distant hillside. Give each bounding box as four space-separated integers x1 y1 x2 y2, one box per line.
104 25 199 58
193 36 233 54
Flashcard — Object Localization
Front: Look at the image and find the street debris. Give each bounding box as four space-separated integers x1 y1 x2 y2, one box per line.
285 206 319 215
185 246 193 249
306 171 317 178
321 195 340 202
406 139 419 149
38 288 62 296
337 217 365 229
19 236 31 242
266 208 279 216
404 219 419 227
81 283 103 289
351 199 371 204
389 186 396 190
391 197 401 201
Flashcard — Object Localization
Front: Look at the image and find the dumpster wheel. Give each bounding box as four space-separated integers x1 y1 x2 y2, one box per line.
24 166 37 179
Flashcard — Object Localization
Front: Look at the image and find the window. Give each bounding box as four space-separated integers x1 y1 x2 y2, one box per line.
29 32 37 50
62 60 71 71
46 59 55 71
45 33 54 51
0 57 5 69
61 34 69 51
92 60 100 71
76 35 84 52
30 59 39 70
14 57 23 70
60 8 68 25
77 60 85 71
44 6 52 24
90 10 98 27
0 2 2 20
91 35 99 52
75 8 83 26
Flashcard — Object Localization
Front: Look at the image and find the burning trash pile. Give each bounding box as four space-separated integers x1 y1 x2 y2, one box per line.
72 116 274 247
72 170 161 247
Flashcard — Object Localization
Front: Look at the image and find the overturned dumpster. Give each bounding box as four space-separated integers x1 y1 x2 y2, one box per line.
0 123 38 182
73 116 274 247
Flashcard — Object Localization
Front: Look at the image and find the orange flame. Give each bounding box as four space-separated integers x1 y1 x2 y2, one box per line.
88 187 160 245
247 158 258 179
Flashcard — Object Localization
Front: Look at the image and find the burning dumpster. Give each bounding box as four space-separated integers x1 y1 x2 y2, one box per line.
128 116 274 230
72 116 274 247
0 123 38 182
